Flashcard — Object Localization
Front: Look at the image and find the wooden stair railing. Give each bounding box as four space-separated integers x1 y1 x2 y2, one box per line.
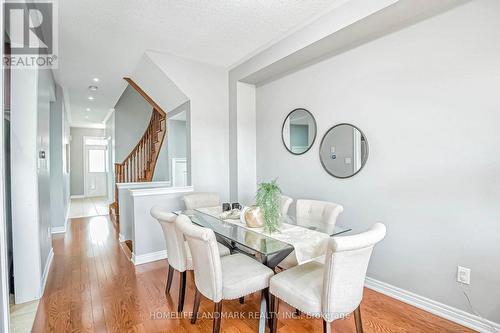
110 78 167 226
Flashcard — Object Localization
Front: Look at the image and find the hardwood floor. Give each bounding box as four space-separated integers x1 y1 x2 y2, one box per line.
32 216 475 332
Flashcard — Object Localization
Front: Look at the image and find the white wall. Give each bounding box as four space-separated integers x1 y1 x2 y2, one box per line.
167 119 187 182
62 102 71 215
104 112 115 203
50 85 71 232
114 86 152 162
69 127 105 196
138 52 229 200
117 181 172 243
167 101 191 186
132 54 188 112
236 82 256 204
36 70 55 279
228 0 413 200
11 67 56 303
128 186 193 265
255 0 500 324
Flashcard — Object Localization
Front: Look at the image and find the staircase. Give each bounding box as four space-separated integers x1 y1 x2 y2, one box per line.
109 78 167 225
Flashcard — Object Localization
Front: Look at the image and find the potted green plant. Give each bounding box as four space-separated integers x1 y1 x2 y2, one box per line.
256 179 282 233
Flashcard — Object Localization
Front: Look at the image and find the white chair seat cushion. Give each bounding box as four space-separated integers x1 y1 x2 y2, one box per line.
270 261 324 314
184 242 231 270
221 253 274 300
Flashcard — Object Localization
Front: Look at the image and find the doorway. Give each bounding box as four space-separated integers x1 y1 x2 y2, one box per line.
83 136 108 198
68 136 109 219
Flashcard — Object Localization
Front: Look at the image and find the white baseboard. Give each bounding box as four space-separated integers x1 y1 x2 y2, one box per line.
40 248 54 297
365 277 500 333
131 250 167 266
51 226 66 234
70 195 85 199
51 206 70 234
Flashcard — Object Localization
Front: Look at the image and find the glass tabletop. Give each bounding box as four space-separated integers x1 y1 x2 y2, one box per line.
174 208 352 257
176 209 294 256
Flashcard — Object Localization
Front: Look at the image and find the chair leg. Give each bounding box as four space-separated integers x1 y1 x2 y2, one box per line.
177 271 187 312
191 288 202 324
239 296 244 304
262 288 272 329
268 292 274 330
354 305 363 333
213 301 223 333
323 319 332 333
165 265 174 296
271 295 279 333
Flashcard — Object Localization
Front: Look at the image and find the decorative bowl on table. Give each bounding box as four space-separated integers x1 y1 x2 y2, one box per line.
241 205 264 228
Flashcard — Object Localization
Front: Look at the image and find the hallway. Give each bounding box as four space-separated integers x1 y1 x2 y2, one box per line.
68 196 109 219
31 216 472 333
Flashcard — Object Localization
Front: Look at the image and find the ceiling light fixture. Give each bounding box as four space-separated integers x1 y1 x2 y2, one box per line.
85 115 89 119
88 96 94 100
88 85 98 91
93 78 100 82
86 108 91 111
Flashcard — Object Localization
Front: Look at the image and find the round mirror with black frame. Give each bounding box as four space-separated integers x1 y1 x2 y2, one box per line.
319 123 369 178
281 108 317 155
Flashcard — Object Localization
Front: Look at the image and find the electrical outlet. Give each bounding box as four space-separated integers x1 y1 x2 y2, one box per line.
457 266 471 285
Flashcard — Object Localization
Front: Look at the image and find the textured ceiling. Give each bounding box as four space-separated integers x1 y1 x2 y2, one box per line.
53 0 345 126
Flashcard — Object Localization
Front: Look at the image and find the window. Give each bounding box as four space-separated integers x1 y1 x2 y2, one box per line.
88 149 106 173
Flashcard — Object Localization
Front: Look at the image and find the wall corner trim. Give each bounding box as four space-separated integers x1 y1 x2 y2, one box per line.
131 250 167 266
40 248 54 297
51 212 69 234
129 185 194 197
365 277 500 332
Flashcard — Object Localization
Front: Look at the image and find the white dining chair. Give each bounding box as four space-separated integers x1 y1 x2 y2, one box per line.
280 195 293 217
175 214 274 333
296 199 344 235
183 192 221 210
150 206 230 312
269 223 386 333
278 199 343 270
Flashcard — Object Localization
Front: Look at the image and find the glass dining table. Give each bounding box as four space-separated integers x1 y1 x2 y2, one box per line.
172 207 352 333
174 208 351 269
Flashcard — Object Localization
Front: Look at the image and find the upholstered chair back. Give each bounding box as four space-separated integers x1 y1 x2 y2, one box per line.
175 214 223 302
296 199 344 235
183 192 221 210
322 223 386 321
150 206 189 272
280 195 293 218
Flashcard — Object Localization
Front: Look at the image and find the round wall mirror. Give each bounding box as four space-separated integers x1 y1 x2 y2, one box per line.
282 108 317 155
319 123 369 178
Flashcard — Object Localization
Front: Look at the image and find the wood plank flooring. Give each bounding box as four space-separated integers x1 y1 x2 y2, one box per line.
32 216 475 333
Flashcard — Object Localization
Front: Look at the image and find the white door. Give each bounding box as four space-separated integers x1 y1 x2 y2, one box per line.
172 158 187 187
84 137 108 197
